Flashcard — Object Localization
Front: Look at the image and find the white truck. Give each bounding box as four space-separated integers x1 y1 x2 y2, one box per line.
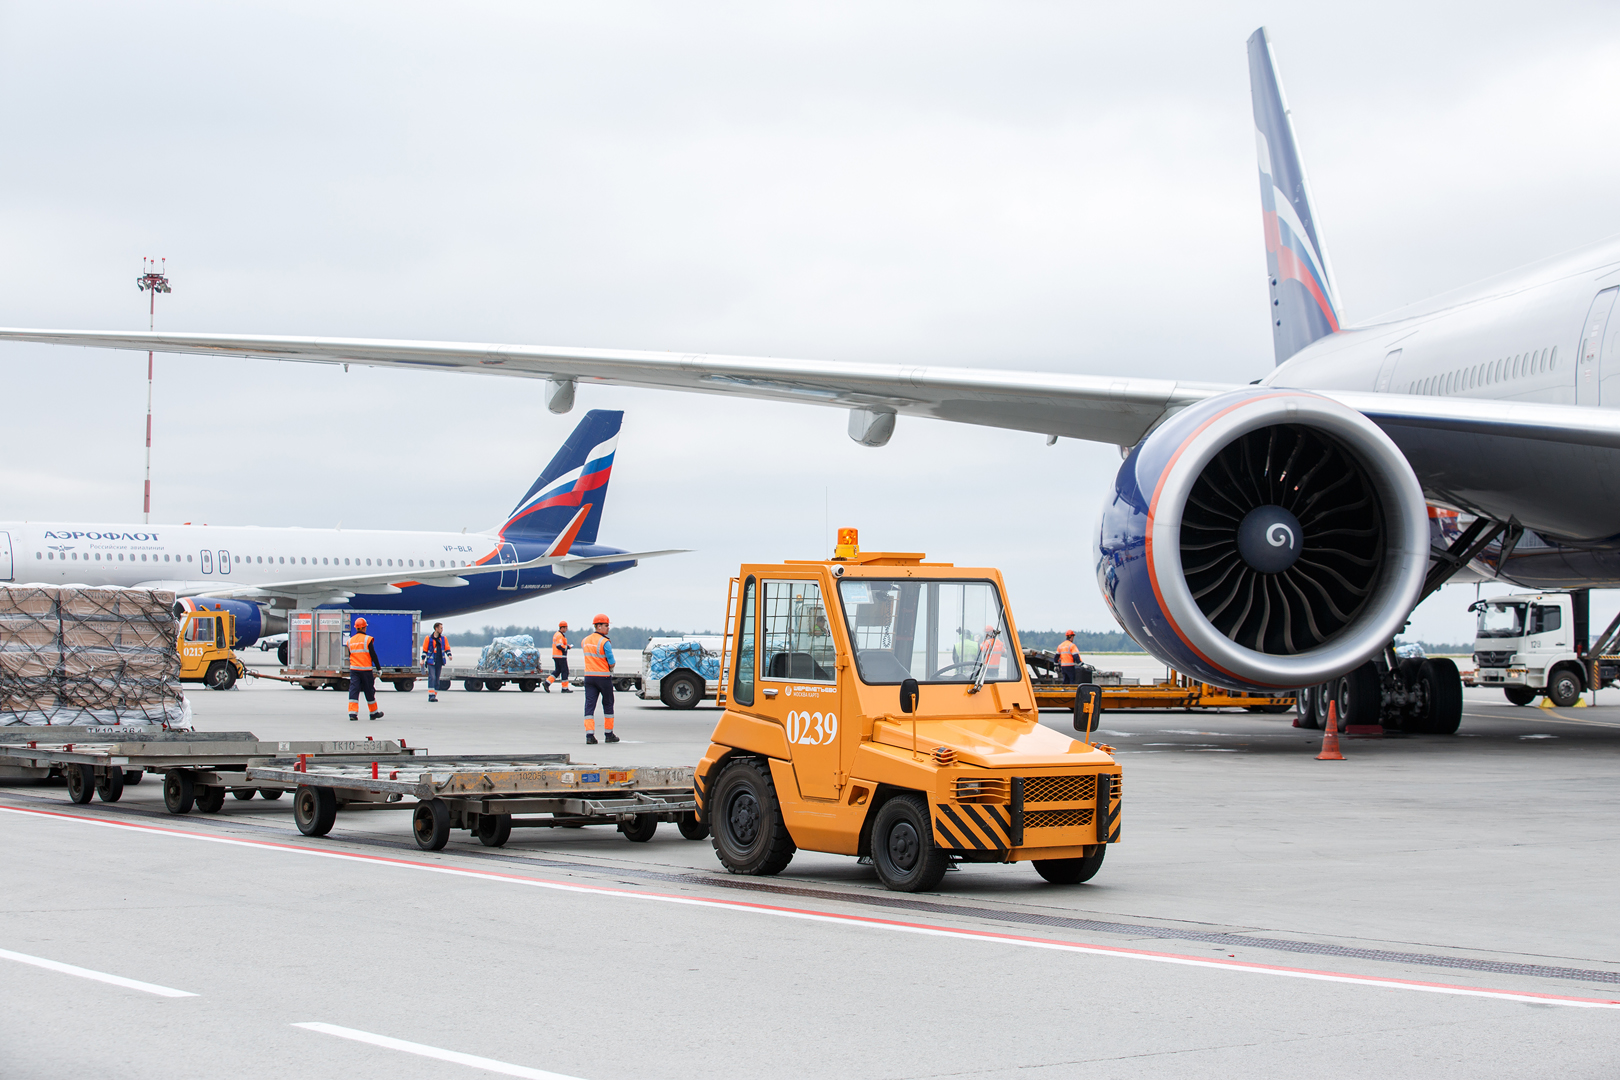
637 635 721 709
1469 591 1620 706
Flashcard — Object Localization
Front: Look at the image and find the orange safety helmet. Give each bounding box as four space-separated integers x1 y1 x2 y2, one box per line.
558 620 568 629
593 613 610 625
984 624 996 633
354 617 368 630
1065 630 1075 638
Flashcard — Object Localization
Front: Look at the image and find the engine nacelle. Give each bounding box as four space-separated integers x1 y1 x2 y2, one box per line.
175 597 284 648
1096 389 1428 690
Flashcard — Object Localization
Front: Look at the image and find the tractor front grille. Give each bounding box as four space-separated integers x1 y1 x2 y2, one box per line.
954 776 1010 804
1025 808 1094 830
1022 775 1096 804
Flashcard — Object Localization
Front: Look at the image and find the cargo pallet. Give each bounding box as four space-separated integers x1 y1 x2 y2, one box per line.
0 729 419 813
245 756 703 851
1031 673 1295 712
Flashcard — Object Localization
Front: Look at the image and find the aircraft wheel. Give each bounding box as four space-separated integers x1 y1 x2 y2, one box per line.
1294 687 1319 729
1034 846 1106 885
1410 658 1464 733
1332 662 1381 728
294 785 337 836
870 793 949 893
1504 685 1538 706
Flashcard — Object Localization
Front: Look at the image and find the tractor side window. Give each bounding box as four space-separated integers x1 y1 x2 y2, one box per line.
1531 605 1563 634
761 580 836 683
185 619 215 644
732 577 756 707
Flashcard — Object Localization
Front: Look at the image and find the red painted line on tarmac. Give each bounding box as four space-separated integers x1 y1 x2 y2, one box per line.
6 803 1619 1010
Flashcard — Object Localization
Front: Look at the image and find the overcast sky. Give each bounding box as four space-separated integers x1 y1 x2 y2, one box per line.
1 1 1618 645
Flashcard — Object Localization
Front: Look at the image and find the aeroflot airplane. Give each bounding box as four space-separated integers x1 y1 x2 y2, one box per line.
7 29 1620 727
0 410 678 647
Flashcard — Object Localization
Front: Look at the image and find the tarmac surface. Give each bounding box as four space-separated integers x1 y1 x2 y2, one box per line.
4 662 1620 1078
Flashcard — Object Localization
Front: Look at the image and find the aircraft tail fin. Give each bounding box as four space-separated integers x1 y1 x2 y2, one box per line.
1249 27 1343 364
500 410 622 545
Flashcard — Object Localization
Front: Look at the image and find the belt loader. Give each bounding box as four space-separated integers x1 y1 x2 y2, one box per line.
695 529 1121 893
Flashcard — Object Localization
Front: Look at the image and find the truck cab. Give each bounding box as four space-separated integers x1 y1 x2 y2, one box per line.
694 530 1120 892
1470 591 1615 706
177 609 246 691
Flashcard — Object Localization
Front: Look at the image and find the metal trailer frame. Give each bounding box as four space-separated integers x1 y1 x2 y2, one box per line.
0 731 419 814
245 756 703 851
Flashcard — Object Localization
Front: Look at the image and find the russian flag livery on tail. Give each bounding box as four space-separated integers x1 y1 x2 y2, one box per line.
500 409 619 544
1248 27 1342 364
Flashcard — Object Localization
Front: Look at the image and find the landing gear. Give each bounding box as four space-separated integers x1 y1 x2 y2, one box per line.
1294 687 1320 729
1304 654 1464 735
1404 658 1463 734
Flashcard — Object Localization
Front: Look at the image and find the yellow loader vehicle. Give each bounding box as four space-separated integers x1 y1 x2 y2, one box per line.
177 608 247 691
695 529 1121 892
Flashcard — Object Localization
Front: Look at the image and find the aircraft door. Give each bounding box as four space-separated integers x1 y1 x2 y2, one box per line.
1577 287 1617 406
0 532 11 582
498 543 519 590
218 550 231 577
201 550 213 574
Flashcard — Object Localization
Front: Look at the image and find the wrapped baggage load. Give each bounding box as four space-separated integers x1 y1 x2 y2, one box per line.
477 634 542 674
0 586 189 727
647 641 720 682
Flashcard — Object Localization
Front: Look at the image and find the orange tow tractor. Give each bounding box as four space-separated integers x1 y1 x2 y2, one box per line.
695 529 1121 892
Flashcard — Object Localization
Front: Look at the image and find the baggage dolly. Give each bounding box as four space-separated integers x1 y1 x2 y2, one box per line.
246 756 703 851
0 732 418 814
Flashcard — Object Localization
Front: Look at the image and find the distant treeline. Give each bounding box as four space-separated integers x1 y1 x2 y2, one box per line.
1020 630 1143 653
446 625 716 650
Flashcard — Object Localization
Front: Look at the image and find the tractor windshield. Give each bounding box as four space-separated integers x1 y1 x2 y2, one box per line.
1476 602 1526 639
837 578 1020 685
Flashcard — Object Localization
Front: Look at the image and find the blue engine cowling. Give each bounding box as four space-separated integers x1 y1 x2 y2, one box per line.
1096 388 1429 690
176 597 283 648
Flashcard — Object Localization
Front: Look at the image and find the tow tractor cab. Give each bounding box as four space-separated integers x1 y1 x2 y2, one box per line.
695 529 1121 893
176 608 246 691
1471 591 1619 707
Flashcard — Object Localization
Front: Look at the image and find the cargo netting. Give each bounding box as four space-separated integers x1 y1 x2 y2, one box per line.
647 641 720 682
478 634 543 674
0 586 189 727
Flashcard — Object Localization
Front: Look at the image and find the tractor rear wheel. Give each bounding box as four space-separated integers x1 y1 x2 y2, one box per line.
710 759 795 876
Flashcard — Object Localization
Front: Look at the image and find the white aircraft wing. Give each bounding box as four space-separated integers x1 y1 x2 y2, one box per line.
0 328 1228 447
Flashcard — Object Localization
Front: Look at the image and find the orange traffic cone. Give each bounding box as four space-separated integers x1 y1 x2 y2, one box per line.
1316 701 1345 760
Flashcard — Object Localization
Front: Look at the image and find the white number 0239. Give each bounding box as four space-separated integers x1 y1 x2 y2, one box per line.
786 710 838 746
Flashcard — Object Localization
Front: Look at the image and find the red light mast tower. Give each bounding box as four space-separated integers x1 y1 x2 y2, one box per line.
136 258 171 524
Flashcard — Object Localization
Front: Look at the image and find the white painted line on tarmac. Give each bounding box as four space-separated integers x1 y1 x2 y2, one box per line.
8 804 1620 1011
0 946 196 998
294 1023 584 1079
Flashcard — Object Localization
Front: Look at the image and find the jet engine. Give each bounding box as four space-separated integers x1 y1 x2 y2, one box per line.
175 597 284 648
1096 389 1428 690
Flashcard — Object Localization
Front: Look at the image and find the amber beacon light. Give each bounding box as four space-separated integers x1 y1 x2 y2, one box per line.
834 528 860 559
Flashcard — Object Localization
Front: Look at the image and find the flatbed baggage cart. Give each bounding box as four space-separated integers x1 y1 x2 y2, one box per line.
0 732 418 813
247 756 704 851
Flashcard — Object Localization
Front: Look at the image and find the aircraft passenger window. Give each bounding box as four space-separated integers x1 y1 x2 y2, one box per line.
387 559 393 567
1550 348 1559 370
47 553 52 560
35 553 40 559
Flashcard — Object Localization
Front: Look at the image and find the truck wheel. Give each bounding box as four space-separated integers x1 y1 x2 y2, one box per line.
618 814 659 842
95 767 125 803
163 771 195 814
204 660 237 690
518 681 537 692
476 814 513 848
232 788 256 801
412 798 451 850
259 788 285 800
278 641 289 666
392 679 415 692
1034 847 1106 884
195 785 227 814
677 811 710 841
870 794 949 892
1411 658 1464 733
294 785 337 837
464 680 484 692
661 671 703 710
1294 688 1319 729
64 763 94 804
1548 667 1583 708
710 759 796 876
1504 686 1538 707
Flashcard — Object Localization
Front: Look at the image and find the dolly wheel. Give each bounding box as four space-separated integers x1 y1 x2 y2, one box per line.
709 759 795 875
294 786 338 837
95 768 125 803
412 798 451 851
618 814 658 843
259 788 285 801
163 771 196 814
677 811 710 841
124 769 144 786
476 814 513 848
1034 847 1106 885
870 794 949 892
195 785 227 814
66 763 96 805
232 788 256 801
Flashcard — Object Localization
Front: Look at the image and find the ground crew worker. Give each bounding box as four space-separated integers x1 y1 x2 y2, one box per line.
544 620 573 693
954 625 978 666
1057 630 1083 685
978 624 1006 677
581 614 618 745
347 617 384 721
422 622 452 702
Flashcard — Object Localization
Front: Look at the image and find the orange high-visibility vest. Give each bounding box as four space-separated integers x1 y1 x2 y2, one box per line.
553 631 569 658
348 633 375 670
1057 641 1081 666
582 632 610 673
